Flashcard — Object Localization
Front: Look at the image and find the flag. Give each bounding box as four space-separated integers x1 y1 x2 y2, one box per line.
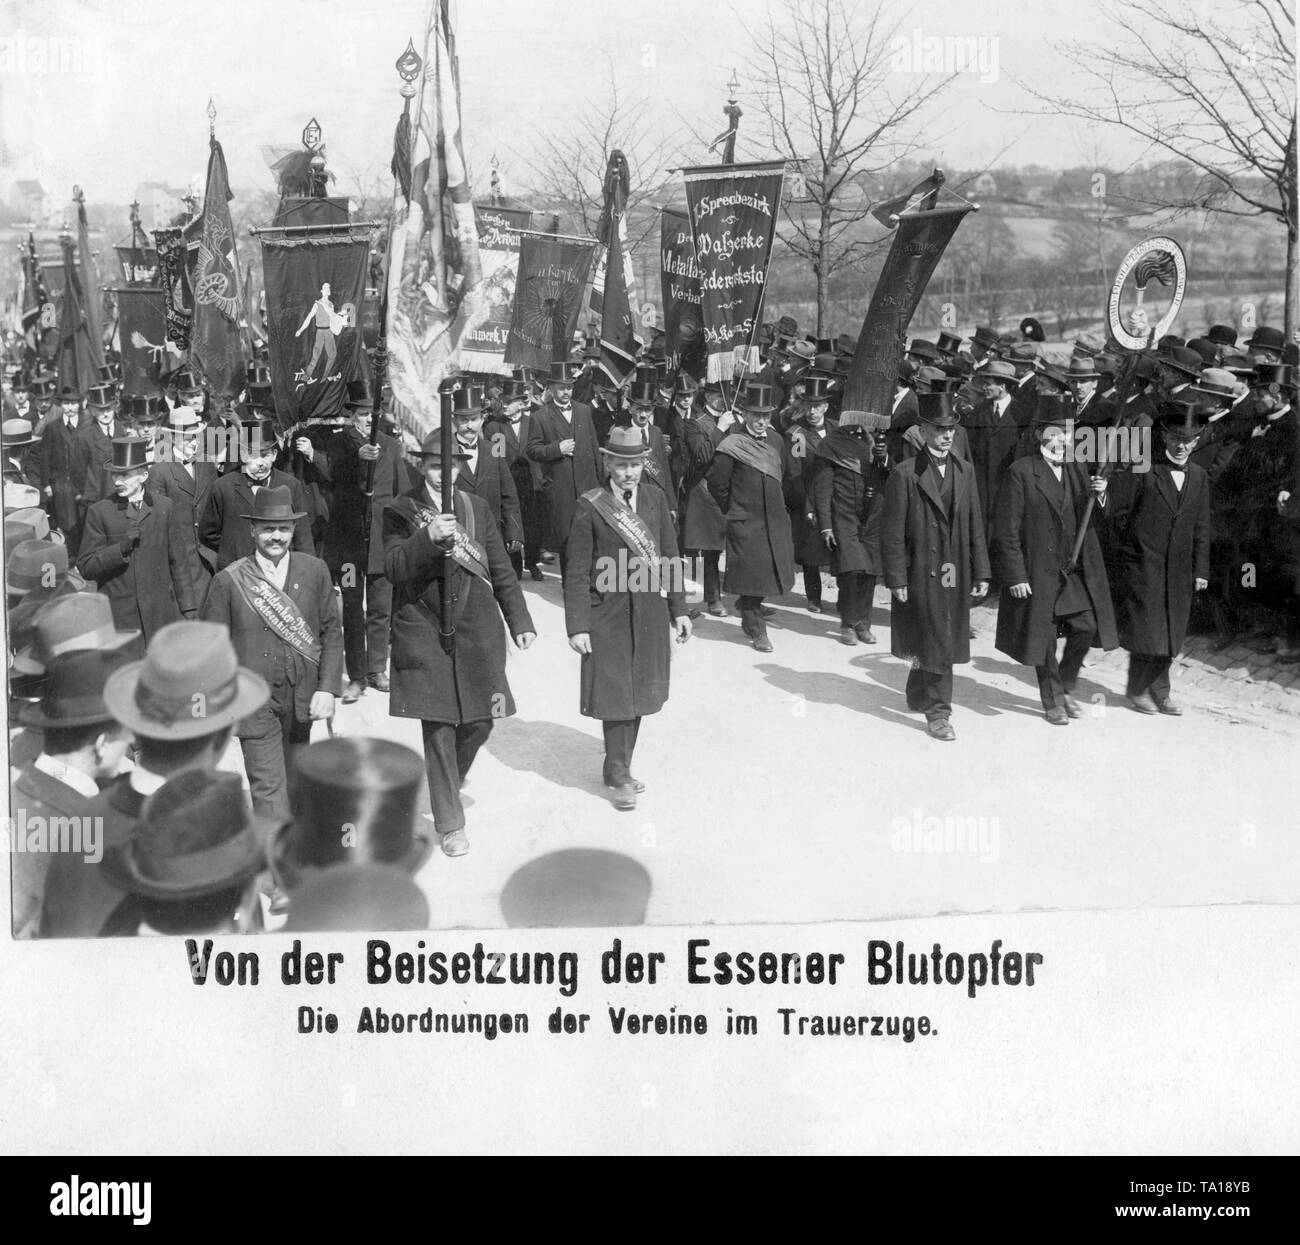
461 205 531 374
869 170 944 230
504 233 597 370
55 235 97 398
191 133 245 397
114 286 170 396
75 190 105 367
385 0 488 437
660 206 703 371
21 234 58 364
154 226 194 352
596 150 641 385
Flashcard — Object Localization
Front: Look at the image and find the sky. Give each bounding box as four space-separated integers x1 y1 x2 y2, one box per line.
0 0 1249 211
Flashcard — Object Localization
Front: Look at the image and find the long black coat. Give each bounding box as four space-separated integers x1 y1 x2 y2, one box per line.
881 451 990 671
77 490 200 640
707 430 797 597
1108 464 1211 655
811 435 890 576
199 468 316 571
679 413 726 551
786 422 832 567
74 418 124 509
563 485 687 720
456 435 523 547
35 416 84 546
147 459 219 574
526 399 602 550
321 427 408 576
383 487 535 725
965 396 1030 533
990 455 1118 665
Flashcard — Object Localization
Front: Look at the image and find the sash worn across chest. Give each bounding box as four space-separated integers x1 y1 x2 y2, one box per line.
718 432 782 481
411 495 492 584
584 488 660 563
226 558 321 665
816 430 869 475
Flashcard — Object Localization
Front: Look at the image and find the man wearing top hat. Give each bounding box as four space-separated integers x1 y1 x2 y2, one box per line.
383 431 536 858
201 484 344 821
449 379 524 569
678 378 730 615
991 396 1117 725
785 369 836 614
77 437 201 642
32 385 87 550
588 369 625 447
27 372 58 437
707 380 797 652
146 402 219 581
199 417 315 571
74 386 134 509
485 372 547 580
321 378 408 702
564 425 692 811
619 367 677 518
881 392 990 740
526 358 602 577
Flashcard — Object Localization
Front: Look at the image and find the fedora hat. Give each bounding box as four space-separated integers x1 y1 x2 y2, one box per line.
549 359 582 385
776 314 799 337
1187 368 1237 402
5 509 49 547
916 392 958 426
973 325 1000 347
122 394 167 424
168 403 203 430
788 340 816 362
449 382 485 416
2 417 36 449
86 382 117 409
416 430 471 460
284 863 430 933
737 381 778 414
19 648 134 730
1065 355 1100 381
907 339 941 363
103 620 270 739
671 372 699 400
1247 325 1285 352
105 437 150 473
240 484 307 523
275 737 432 879
601 426 652 459
27 373 56 400
1033 393 1076 428
104 770 272 901
11 590 140 676
983 359 1017 383
6 538 69 596
1160 346 1203 378
835 333 857 357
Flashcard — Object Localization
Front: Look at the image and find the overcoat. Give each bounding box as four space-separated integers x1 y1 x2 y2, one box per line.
679 413 726 551
563 484 687 720
990 454 1118 665
383 487 535 725
455 434 523 547
964 396 1031 533
147 459 220 573
198 468 316 571
880 450 990 671
811 431 890 576
706 429 797 597
525 399 602 550
786 422 833 567
321 427 408 576
35 416 83 545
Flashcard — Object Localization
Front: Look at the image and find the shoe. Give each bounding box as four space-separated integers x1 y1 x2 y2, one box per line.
540 552 556 564
367 673 389 692
439 829 470 857
853 623 876 644
751 634 773 653
1062 694 1084 719
1127 692 1158 715
341 681 363 704
820 601 839 616
1154 697 1183 716
529 565 544 581
687 607 704 620
611 783 638 812
839 627 859 646
604 774 646 794
927 718 956 741
968 625 977 639
806 599 823 614
759 605 776 618
1045 706 1070 726
706 599 725 617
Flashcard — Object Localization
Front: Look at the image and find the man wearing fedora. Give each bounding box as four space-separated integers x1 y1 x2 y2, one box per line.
77 436 201 642
40 621 269 938
199 417 315 571
3 414 40 491
201 484 344 821
5 538 88 654
991 396 1117 725
146 402 220 581
881 392 990 740
564 425 692 811
707 380 796 652
526 358 602 577
965 358 1033 544
11 648 135 937
384 431 536 858
322 378 408 702
485 372 547 581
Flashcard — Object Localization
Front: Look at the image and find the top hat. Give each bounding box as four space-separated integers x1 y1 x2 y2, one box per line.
935 330 963 357
169 366 202 394
2 417 36 449
581 335 601 360
549 359 581 385
96 363 119 384
239 484 307 523
247 363 272 390
973 325 1000 347
497 376 529 402
122 394 167 423
275 737 432 879
803 373 835 402
449 383 485 417
1253 362 1297 391
907 338 941 363
1157 399 1207 434
813 337 834 354
105 437 151 473
627 366 659 407
1065 355 1100 382
737 381 779 415
416 430 471 460
344 377 375 410
104 769 272 901
86 382 117 410
102 620 270 740
983 359 1017 383
601 426 652 459
1033 393 1075 428
240 418 278 454
1185 337 1220 365
6 538 69 596
916 392 958 426
283 862 430 933
1248 326 1285 352
18 648 135 730
11 589 140 676
671 372 699 401
27 374 56 400
1206 324 1238 347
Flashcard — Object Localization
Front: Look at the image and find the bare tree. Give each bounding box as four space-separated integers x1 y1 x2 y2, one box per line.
740 0 954 335
1017 0 1298 336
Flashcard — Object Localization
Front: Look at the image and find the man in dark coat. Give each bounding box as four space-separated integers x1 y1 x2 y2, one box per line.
964 359 1031 541
707 381 797 652
564 426 692 811
991 399 1117 724
881 393 990 741
1109 405 1212 714
72 385 124 512
146 403 219 582
199 418 315 571
77 437 201 641
451 380 524 554
526 359 602 576
320 382 406 702
786 372 836 613
619 368 677 519
678 379 728 615
201 485 344 821
383 432 536 858
485 374 546 580
35 385 90 551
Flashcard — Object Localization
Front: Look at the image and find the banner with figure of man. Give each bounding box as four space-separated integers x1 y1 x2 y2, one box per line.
261 233 370 429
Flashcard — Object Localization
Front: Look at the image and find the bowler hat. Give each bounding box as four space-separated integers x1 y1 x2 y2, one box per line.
275 737 433 879
105 437 150 473
601 426 652 459
549 359 582 385
1248 326 1285 352
86 382 117 409
916 392 958 426
1207 324 1238 347
57 384 83 406
1160 347 1203 378
417 430 471 460
19 648 134 730
105 769 272 901
11 590 140 676
102 620 270 740
450 383 485 416
284 862 430 933
1185 337 1219 365
907 339 941 362
240 484 307 522
501 848 651 928
6 538 69 596
1157 335 1187 353
2 417 36 449
737 381 778 414
344 377 375 410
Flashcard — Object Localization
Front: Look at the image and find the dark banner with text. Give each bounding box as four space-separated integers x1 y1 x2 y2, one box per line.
660 206 703 373
682 160 785 384
460 205 532 375
504 234 597 371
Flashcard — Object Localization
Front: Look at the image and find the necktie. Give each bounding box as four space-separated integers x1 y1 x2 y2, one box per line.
623 489 632 507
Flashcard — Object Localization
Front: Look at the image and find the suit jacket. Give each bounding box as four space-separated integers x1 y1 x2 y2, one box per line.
74 418 123 508
485 413 544 492
455 435 523 546
35 415 84 541
147 459 220 572
198 468 316 571
11 762 95 938
321 426 408 574
200 551 344 724
707 429 798 597
76 490 200 640
526 399 602 547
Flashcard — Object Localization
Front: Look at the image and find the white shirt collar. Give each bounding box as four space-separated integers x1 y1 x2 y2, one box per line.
611 481 638 510
255 549 290 589
33 753 99 799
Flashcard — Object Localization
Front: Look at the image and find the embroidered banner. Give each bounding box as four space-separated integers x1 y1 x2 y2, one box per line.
459 205 531 375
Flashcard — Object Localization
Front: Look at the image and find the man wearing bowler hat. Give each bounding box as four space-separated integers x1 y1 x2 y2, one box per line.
526 358 602 577
77 437 200 642
963 357 1028 542
201 484 344 821
881 392 990 740
383 430 536 858
33 384 89 550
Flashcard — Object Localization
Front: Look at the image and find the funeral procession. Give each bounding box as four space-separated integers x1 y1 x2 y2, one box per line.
2 0 1297 945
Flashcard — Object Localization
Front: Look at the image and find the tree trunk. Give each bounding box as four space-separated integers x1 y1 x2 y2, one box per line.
816 205 831 337
1286 224 1298 343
